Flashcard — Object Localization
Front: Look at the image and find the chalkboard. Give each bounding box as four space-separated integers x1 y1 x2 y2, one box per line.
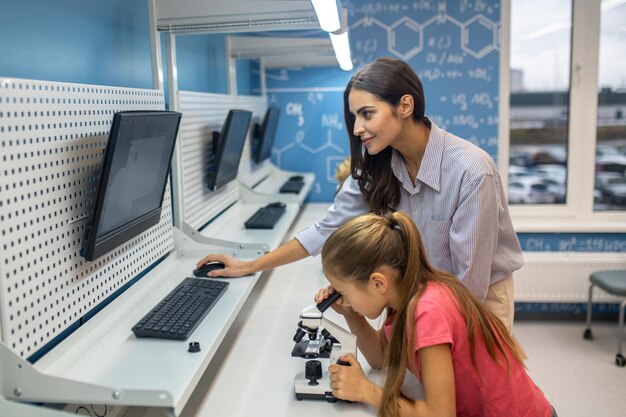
266 0 501 202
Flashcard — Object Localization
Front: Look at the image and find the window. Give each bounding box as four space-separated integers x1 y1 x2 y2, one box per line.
594 0 626 211
500 0 626 231
508 0 571 207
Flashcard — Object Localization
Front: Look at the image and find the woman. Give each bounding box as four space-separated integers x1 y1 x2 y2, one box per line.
197 57 523 330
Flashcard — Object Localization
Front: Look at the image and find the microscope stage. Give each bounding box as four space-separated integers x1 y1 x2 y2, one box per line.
291 339 331 358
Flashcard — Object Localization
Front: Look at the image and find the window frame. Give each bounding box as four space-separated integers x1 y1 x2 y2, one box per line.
498 0 626 232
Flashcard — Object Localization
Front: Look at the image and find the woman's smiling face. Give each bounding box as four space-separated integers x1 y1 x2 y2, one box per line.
348 89 404 155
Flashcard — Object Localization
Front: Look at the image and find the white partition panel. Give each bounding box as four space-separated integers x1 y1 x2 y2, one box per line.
0 78 173 358
236 94 273 187
176 92 270 229
176 91 237 229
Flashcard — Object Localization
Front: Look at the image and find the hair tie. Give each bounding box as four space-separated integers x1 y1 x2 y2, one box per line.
388 219 400 230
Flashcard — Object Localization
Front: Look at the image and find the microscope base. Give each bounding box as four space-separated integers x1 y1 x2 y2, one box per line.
294 371 337 402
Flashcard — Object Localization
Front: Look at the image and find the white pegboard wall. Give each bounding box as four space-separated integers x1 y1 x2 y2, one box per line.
0 78 175 358
177 91 269 230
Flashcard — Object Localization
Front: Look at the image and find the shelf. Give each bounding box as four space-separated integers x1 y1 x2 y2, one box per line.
243 164 315 205
154 0 320 34
229 35 338 69
1 231 264 415
199 200 301 251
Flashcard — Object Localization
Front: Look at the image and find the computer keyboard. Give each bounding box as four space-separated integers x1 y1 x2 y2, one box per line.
132 277 229 340
244 202 286 229
279 179 304 194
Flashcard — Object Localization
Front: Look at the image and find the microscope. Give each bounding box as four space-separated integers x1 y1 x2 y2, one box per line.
292 291 357 402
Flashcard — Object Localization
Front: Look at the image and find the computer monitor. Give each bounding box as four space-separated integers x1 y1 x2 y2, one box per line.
207 109 252 191
253 106 280 164
80 111 182 261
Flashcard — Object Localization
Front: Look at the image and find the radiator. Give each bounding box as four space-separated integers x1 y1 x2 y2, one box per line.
513 252 626 302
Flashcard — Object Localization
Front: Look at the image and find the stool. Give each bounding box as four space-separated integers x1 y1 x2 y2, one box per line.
583 270 626 367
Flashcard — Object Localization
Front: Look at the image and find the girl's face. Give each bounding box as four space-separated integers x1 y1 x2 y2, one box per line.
348 89 404 155
324 269 389 320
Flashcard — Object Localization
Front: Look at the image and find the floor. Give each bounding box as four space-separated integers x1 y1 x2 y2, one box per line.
513 320 626 417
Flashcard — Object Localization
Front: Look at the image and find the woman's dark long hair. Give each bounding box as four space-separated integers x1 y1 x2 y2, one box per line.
343 57 426 214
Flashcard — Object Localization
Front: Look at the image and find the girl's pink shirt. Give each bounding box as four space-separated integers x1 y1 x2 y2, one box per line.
384 282 552 417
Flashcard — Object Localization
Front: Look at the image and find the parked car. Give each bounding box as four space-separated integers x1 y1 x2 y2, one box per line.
510 149 533 168
596 145 626 174
532 164 566 183
508 177 556 204
541 178 566 203
509 165 530 180
595 172 626 205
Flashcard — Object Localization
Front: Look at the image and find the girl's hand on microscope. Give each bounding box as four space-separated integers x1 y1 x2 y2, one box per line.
329 354 380 405
314 286 352 316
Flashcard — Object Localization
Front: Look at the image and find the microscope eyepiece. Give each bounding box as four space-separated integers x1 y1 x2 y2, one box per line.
315 291 342 312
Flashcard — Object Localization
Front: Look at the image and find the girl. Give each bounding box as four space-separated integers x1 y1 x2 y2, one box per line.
197 57 523 331
315 211 555 417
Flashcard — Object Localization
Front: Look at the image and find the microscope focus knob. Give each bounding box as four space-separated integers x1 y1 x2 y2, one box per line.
304 360 323 386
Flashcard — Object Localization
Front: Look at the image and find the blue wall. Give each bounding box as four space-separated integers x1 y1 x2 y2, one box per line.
0 1 254 94
176 35 228 93
0 0 624 255
268 0 502 202
0 0 153 88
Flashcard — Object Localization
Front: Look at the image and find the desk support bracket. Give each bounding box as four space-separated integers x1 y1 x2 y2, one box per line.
0 343 174 409
174 224 269 257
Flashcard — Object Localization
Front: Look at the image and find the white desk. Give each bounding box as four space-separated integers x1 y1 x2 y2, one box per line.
4 204 421 417
176 204 387 417
242 164 315 205
197 200 300 251
27 247 261 416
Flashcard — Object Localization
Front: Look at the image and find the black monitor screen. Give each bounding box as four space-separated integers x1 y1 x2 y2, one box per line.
254 107 280 163
81 111 182 261
208 109 252 191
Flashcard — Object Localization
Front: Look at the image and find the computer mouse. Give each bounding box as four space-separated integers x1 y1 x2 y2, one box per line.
193 262 226 277
289 175 304 181
267 201 286 209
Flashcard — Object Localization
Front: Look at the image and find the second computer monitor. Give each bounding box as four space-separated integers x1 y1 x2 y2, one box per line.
253 106 280 164
207 109 252 191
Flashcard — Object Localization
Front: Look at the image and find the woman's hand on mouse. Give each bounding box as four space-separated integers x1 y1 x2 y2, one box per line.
195 254 253 278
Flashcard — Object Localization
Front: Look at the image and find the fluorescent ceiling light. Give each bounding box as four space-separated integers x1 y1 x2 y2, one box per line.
329 31 353 71
310 0 341 32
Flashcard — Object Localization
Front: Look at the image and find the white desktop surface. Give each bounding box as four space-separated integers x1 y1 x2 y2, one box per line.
198 201 300 250
178 203 389 417
32 250 262 414
249 166 315 205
